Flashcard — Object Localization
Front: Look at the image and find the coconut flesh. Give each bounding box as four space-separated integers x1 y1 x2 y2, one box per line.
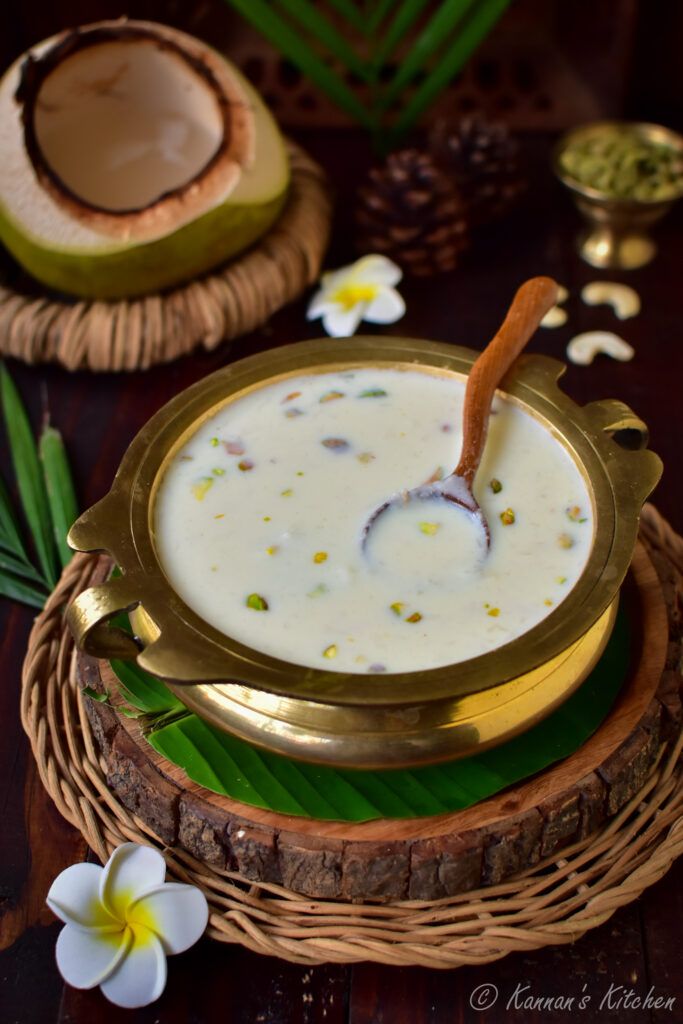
33 37 226 213
0 21 290 298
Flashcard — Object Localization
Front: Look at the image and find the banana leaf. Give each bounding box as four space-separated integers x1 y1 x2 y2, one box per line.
108 607 629 823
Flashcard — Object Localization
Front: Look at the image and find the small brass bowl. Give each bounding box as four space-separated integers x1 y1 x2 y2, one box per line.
554 120 683 269
66 338 661 768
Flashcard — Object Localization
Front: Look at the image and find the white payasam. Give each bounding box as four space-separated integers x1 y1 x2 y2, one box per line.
154 367 594 674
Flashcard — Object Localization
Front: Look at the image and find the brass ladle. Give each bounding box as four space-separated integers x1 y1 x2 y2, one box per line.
362 276 559 549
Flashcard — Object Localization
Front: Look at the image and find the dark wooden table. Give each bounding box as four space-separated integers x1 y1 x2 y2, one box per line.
1 132 682 1023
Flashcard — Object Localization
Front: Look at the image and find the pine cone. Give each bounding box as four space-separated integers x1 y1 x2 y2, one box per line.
355 149 469 277
429 115 524 225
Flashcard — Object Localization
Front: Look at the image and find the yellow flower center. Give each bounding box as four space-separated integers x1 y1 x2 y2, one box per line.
126 900 159 942
331 283 378 310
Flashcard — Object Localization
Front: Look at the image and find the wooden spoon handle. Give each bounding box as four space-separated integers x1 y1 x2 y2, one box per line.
455 276 559 486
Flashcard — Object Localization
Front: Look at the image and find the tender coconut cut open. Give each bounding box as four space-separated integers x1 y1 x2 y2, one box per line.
0 20 290 298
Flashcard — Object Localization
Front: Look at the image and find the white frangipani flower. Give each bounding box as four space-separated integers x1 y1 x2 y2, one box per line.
307 254 405 337
46 843 208 1009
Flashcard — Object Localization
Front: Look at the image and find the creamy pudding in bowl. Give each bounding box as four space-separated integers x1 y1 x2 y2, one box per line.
154 366 594 674
66 336 661 767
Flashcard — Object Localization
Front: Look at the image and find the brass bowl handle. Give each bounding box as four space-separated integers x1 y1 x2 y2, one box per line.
583 399 662 510
584 398 650 450
66 574 142 660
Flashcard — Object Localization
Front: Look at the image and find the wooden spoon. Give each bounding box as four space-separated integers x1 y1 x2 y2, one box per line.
362 276 559 549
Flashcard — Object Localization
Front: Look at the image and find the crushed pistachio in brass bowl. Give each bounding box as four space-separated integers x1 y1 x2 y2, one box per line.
66 338 661 768
554 120 683 269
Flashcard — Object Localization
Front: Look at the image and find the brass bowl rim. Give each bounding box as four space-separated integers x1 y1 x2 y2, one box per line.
68 336 661 707
553 119 683 207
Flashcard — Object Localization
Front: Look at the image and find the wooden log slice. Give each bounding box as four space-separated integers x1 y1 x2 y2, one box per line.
78 541 682 902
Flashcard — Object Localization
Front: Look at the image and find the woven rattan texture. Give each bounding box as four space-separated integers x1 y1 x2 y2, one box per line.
20 504 683 968
0 142 331 372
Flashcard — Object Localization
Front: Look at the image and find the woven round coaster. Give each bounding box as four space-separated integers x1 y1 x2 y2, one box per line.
20 504 683 968
0 141 331 372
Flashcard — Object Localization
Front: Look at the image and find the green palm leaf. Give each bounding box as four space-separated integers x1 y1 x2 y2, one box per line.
274 0 371 81
377 0 479 109
366 0 401 37
0 475 31 560
222 0 510 147
226 0 373 127
0 546 48 587
0 572 49 608
325 0 366 32
370 0 431 70
39 425 79 570
0 366 80 609
388 0 510 143
0 364 57 588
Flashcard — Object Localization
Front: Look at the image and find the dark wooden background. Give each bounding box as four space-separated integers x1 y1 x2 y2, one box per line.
1 2 683 1022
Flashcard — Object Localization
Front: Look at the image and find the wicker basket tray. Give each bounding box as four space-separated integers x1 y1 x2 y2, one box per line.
0 141 331 372
20 504 683 968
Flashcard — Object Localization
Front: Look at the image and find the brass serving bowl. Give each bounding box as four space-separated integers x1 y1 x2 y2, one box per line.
66 338 661 768
554 120 683 269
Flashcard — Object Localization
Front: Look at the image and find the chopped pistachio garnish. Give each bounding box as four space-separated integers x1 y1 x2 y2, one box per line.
296 470 305 476
319 390 345 403
263 515 271 522
544 599 554 606
308 583 328 598
266 545 278 556
210 437 219 447
500 508 515 525
567 505 588 523
558 532 574 549
282 390 301 403
313 551 328 564
238 459 254 471
281 488 293 497
321 437 350 452
357 451 375 464
246 593 268 611
419 521 440 536
212 467 225 477
214 513 225 520
487 607 500 617
556 575 567 584
210 565 217 572
390 601 405 616
179 455 194 461
406 611 423 623
359 387 387 398
285 408 304 418
191 477 214 501
490 478 503 494
323 644 338 659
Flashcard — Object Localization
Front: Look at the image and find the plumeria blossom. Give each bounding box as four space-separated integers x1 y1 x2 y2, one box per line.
46 843 208 1009
307 254 405 337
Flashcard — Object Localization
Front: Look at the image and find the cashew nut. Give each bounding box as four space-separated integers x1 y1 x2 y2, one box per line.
567 331 634 365
541 306 568 328
540 284 569 328
581 282 641 319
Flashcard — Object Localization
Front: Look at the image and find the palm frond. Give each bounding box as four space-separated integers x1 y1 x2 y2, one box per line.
0 364 79 609
227 0 374 127
223 0 509 147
